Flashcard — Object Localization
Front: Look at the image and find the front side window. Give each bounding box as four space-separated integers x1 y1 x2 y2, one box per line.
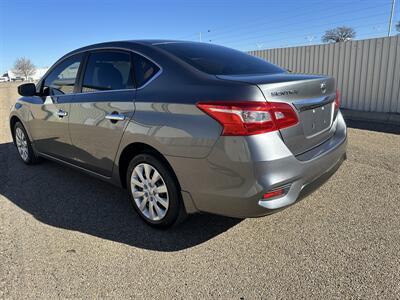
43 53 83 95
82 51 134 93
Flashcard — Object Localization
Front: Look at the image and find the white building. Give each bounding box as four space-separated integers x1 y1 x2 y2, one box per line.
31 67 49 80
4 67 49 81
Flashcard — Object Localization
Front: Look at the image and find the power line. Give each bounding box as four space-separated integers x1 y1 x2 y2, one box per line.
175 0 321 40
214 12 389 47
239 20 388 51
174 2 392 52
208 2 389 40
177 1 390 42
244 24 389 52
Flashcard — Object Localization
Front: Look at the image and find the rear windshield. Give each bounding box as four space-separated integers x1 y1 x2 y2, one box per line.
156 42 284 75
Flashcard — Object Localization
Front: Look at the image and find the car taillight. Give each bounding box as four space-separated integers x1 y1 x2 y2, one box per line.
335 90 340 111
196 101 298 136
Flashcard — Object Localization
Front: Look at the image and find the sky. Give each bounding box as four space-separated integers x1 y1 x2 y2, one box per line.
0 0 398 73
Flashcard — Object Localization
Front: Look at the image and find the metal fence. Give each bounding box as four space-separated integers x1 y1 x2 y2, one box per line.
249 35 400 114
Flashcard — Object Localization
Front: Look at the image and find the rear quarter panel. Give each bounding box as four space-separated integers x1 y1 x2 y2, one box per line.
120 102 221 158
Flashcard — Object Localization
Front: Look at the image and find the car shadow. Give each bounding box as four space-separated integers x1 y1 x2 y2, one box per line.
0 142 241 252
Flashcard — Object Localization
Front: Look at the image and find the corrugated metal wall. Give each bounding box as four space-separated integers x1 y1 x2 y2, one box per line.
248 36 400 113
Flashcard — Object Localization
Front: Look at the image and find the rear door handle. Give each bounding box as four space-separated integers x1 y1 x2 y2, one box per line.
56 109 68 118
105 112 126 122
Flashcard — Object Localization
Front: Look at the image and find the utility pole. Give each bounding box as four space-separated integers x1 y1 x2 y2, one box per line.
388 0 396 36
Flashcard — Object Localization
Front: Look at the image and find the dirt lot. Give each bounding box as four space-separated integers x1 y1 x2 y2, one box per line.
1 82 400 299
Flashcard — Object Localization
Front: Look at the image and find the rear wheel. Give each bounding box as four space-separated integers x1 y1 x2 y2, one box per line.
14 122 40 165
126 152 186 228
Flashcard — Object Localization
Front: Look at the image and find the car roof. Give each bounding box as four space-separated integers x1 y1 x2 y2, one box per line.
129 40 189 45
72 40 192 51
59 40 195 61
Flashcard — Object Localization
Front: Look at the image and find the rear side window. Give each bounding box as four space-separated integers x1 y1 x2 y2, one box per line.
43 53 82 95
82 51 134 92
133 53 160 87
156 42 284 75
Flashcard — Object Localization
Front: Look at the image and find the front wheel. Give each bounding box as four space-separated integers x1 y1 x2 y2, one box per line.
14 122 40 165
126 152 186 228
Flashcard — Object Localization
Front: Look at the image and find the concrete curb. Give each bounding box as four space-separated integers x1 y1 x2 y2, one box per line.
341 109 400 126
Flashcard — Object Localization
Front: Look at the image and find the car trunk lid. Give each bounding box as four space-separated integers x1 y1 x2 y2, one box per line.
217 73 337 155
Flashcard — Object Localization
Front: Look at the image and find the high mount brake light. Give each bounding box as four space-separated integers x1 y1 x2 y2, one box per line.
196 101 298 136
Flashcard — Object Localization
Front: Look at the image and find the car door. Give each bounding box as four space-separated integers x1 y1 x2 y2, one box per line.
68 50 136 177
28 53 83 160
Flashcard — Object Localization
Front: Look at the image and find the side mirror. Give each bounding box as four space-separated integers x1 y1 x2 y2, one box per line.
18 83 36 96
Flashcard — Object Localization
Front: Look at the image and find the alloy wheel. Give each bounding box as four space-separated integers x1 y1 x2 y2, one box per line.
130 163 169 221
15 127 29 161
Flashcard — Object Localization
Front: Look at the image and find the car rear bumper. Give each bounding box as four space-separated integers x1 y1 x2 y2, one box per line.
257 143 346 212
166 112 347 218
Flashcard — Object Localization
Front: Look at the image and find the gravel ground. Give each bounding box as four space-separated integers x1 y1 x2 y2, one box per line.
1 82 399 299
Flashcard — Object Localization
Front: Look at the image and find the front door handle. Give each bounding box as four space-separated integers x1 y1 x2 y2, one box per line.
56 109 68 118
105 112 126 122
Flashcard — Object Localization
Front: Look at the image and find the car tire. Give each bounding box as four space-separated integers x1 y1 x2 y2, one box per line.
126 151 187 228
13 122 41 165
